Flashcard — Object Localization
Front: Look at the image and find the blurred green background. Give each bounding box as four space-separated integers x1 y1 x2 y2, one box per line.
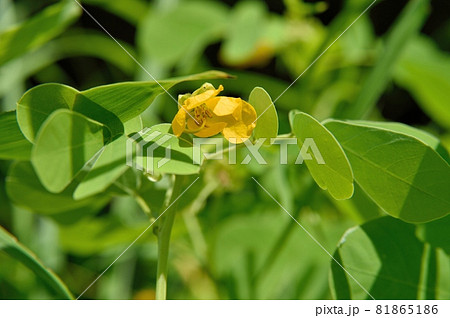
0 0 449 299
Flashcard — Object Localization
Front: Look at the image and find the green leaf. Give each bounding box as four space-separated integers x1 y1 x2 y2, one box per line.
249 87 278 145
6 161 105 214
325 120 450 223
350 120 449 163
330 216 450 299
31 109 107 193
291 112 354 200
0 226 73 299
81 71 232 124
17 71 232 142
17 83 78 142
73 117 143 200
0 111 32 160
134 124 203 176
343 0 429 119
394 36 450 129
0 1 81 66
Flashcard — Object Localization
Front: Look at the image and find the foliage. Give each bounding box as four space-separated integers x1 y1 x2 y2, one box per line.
0 0 449 300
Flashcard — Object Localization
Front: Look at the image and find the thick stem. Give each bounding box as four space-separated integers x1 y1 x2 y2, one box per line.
155 176 184 300
155 210 176 300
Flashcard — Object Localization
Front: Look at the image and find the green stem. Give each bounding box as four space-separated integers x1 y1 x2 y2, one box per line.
155 176 184 300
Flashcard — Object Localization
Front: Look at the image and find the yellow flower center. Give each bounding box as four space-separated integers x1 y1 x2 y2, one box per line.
185 104 212 133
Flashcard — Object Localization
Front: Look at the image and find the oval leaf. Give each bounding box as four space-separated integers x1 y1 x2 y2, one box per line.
325 120 450 223
17 83 77 142
73 117 143 200
349 120 449 162
31 109 107 193
291 112 354 200
249 87 278 145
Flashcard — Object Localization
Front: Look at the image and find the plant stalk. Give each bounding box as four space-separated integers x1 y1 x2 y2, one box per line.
155 176 184 300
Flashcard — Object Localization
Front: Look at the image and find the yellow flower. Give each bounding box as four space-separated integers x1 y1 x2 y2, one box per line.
171 83 257 144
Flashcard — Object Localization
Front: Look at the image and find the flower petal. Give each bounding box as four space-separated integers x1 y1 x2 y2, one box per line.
171 108 186 136
207 97 243 119
240 100 257 125
187 117 226 138
222 100 257 144
184 85 224 110
222 122 253 144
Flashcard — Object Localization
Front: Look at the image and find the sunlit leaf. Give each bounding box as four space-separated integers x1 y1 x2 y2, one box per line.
17 83 77 142
325 120 450 223
291 112 354 200
17 71 232 142
73 117 143 200
350 120 449 163
249 87 278 145
31 109 107 193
